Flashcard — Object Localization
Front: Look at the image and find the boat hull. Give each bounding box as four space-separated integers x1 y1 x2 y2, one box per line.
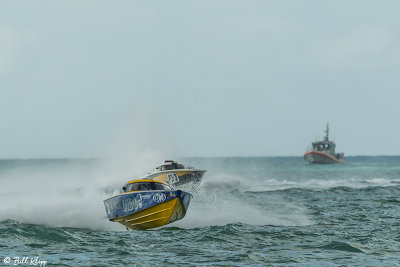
304 151 345 164
143 169 206 187
104 190 192 230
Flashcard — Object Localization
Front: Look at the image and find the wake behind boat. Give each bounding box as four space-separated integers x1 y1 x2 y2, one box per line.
304 124 345 164
142 160 206 187
104 179 192 230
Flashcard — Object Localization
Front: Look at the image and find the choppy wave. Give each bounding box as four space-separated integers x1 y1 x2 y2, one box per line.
203 172 400 193
246 177 400 192
321 241 364 253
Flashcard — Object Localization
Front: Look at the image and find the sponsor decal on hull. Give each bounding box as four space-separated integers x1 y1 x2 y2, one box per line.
152 192 166 203
166 173 180 185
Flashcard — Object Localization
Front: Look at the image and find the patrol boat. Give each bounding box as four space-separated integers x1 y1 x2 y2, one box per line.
304 124 345 164
142 160 206 187
104 179 192 230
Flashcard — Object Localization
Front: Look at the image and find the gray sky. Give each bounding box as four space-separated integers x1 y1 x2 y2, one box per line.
1 0 400 158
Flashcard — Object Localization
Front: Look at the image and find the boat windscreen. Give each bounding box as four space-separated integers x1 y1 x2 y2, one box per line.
161 165 175 171
126 182 172 192
176 164 185 169
159 163 185 171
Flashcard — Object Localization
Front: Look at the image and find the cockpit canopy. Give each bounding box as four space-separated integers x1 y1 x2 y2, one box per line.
123 181 172 193
155 160 185 171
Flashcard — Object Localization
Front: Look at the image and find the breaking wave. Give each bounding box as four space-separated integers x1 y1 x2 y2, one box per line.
201 172 400 193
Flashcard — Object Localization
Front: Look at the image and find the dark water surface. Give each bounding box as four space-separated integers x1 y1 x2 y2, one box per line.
1 157 400 266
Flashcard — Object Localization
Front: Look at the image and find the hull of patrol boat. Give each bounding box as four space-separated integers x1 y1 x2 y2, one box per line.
304 151 345 164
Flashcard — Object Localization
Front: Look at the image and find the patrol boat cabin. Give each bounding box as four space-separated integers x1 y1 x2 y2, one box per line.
304 124 345 164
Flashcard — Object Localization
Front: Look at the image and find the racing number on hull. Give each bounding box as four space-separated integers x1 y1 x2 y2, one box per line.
167 173 179 185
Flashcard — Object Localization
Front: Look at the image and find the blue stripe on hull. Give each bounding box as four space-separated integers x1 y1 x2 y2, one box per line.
104 190 191 221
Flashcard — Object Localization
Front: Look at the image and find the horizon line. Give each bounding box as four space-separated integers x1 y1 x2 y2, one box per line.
0 154 400 161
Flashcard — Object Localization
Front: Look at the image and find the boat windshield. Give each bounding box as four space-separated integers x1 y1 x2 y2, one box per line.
156 162 186 171
176 164 185 169
315 143 329 151
160 164 175 171
125 182 172 192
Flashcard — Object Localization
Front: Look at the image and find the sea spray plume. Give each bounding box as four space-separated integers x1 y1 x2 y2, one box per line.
0 159 118 231
172 172 312 228
0 158 170 231
0 110 176 231
103 108 175 178
0 159 139 230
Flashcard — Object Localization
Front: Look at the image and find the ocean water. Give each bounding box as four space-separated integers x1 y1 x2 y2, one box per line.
1 156 400 266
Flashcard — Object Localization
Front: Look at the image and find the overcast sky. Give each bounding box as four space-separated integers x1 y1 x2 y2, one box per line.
1 0 400 158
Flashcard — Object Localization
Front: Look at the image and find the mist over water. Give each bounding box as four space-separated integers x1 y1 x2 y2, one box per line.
174 172 312 229
0 159 119 230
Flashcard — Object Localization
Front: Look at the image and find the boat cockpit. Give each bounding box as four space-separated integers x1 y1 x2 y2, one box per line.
155 160 186 171
122 181 172 193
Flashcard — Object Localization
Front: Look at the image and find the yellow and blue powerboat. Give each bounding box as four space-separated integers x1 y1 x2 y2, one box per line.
142 160 206 187
104 179 192 230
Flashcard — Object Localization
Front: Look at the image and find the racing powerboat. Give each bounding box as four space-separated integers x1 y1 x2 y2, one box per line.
104 179 192 230
142 160 206 187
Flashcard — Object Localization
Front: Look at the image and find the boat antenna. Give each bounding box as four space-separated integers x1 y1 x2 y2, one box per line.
324 123 329 141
